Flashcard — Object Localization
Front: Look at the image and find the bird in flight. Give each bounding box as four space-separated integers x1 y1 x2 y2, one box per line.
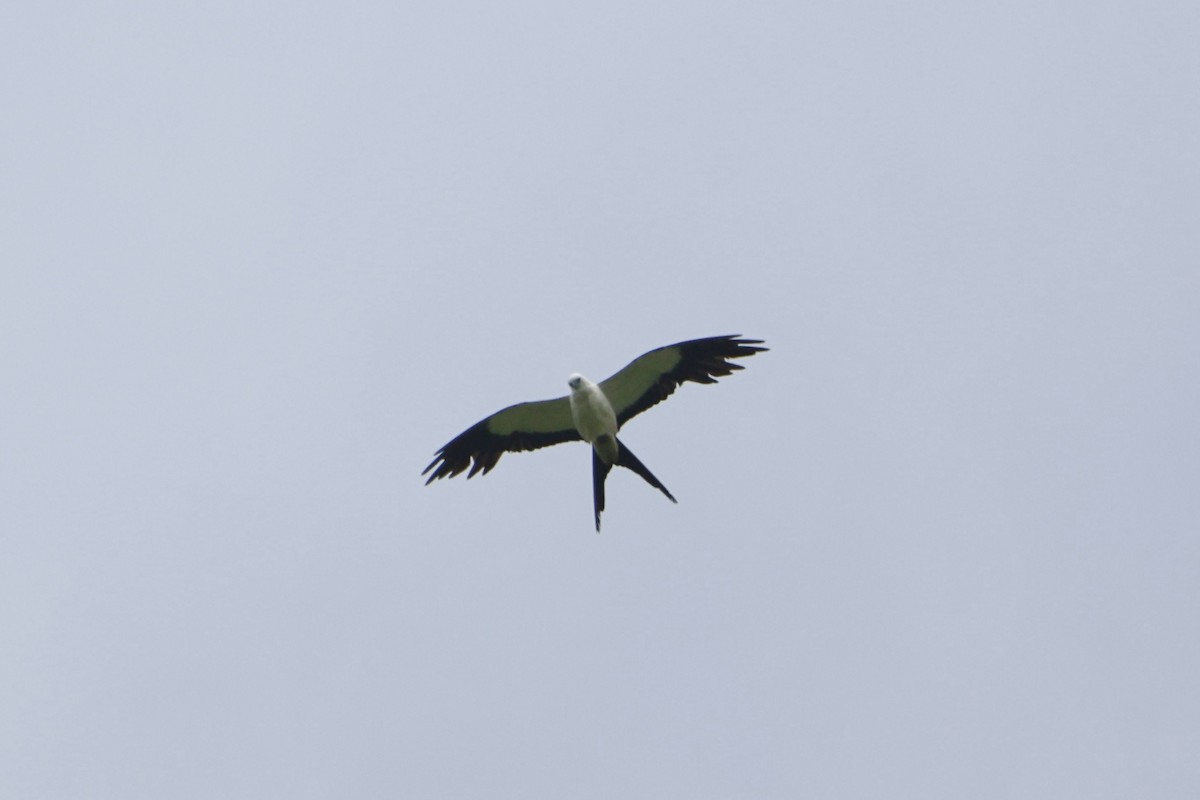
422 334 768 530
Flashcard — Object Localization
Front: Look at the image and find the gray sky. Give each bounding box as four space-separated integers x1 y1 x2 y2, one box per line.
3 2 1198 797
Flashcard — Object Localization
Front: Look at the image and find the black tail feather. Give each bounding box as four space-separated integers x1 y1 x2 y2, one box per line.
591 440 676 531
616 440 677 504
592 449 613 532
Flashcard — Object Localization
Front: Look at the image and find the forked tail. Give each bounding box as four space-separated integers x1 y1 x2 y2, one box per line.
591 439 677 531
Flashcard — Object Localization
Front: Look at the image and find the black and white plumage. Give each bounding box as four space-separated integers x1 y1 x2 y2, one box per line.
422 334 768 530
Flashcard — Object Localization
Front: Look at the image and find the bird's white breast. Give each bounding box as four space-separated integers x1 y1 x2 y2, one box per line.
568 375 618 445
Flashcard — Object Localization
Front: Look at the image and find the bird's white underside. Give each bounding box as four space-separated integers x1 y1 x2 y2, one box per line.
568 375 619 462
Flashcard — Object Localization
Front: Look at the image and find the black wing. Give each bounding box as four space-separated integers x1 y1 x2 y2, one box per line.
422 396 582 483
599 335 768 428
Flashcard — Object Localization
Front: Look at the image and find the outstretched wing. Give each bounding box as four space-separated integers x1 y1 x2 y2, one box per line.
599 335 768 428
422 396 581 483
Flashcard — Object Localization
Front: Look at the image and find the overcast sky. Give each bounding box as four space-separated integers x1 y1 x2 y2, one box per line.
3 2 1198 797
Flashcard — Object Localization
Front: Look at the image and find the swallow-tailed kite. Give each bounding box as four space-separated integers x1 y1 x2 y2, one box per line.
422 334 768 530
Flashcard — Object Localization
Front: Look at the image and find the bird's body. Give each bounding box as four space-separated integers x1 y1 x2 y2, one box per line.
423 335 767 530
567 374 618 463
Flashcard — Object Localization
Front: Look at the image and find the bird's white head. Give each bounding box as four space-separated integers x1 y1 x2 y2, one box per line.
567 373 585 391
